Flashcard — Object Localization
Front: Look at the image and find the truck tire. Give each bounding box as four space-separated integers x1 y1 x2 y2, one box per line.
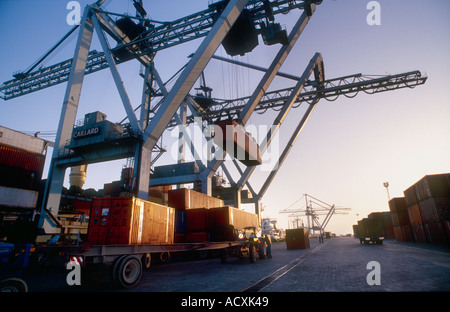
258 242 267 259
156 252 170 264
142 253 151 270
0 277 28 292
116 255 143 288
111 255 142 288
249 245 257 263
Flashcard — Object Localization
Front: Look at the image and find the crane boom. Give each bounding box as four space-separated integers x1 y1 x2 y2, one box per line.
0 0 321 101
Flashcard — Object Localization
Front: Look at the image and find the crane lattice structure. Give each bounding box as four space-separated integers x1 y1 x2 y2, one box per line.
0 0 427 233
280 194 351 235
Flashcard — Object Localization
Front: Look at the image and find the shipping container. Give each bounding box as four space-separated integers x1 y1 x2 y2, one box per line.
404 186 418 207
0 186 39 209
414 174 450 201
213 120 262 167
209 206 259 230
424 221 448 244
87 197 175 245
393 226 404 242
407 204 423 225
285 228 309 250
401 225 414 242
168 188 224 210
391 211 410 227
389 197 407 212
418 197 450 223
0 144 46 173
0 126 47 155
153 162 200 178
410 223 427 243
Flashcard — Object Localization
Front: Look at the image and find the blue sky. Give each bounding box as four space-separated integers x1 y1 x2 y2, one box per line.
1 0 449 234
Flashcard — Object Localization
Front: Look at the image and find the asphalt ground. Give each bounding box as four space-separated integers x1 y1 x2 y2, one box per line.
22 236 450 293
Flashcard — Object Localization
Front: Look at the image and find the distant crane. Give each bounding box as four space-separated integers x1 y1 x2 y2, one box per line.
280 194 351 235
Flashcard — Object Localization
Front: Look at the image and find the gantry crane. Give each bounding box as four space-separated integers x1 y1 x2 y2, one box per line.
280 194 351 235
0 0 426 233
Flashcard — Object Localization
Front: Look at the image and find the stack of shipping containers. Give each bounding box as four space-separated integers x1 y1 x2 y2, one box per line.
0 126 48 243
404 174 450 245
169 188 259 243
389 197 414 242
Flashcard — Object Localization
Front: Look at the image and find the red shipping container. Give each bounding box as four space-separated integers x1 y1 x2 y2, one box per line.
186 231 209 242
0 144 45 173
186 208 209 232
87 197 174 245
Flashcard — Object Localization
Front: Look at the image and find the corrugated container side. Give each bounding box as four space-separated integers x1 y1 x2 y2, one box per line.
419 197 450 223
407 204 423 225
0 186 39 209
415 174 450 201
424 221 448 244
411 223 427 243
0 145 46 172
391 211 410 227
404 186 417 207
401 225 414 242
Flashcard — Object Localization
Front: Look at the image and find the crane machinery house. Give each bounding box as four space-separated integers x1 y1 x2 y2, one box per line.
67 112 124 149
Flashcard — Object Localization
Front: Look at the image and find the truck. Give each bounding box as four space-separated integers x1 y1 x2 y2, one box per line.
357 218 384 245
32 192 266 289
218 226 268 263
37 228 267 289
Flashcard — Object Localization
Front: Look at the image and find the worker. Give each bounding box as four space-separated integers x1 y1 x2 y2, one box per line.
264 235 272 258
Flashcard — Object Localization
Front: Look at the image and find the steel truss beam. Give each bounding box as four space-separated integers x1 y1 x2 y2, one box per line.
0 0 321 101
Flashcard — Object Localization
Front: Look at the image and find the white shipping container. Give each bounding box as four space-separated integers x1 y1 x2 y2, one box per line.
0 186 39 209
0 126 47 155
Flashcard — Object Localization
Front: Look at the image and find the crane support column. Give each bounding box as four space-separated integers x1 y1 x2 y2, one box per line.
39 6 95 233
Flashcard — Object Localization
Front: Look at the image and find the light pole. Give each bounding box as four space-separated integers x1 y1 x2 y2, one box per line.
383 182 391 201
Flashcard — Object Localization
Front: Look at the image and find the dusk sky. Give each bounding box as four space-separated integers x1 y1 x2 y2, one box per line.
1 0 449 235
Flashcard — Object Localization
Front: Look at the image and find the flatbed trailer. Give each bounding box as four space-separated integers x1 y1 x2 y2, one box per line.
37 239 260 289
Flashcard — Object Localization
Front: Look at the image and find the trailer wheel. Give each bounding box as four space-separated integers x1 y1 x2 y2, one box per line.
116 255 143 288
249 245 257 263
142 253 151 270
0 277 28 292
